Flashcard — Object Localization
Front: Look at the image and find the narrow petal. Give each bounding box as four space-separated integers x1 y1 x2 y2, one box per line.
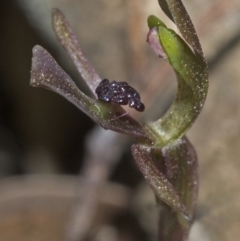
52 8 101 97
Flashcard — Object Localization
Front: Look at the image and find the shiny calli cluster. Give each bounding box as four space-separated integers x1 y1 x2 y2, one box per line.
95 79 145 112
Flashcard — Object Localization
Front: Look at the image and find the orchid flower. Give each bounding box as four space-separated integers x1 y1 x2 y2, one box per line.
30 0 208 240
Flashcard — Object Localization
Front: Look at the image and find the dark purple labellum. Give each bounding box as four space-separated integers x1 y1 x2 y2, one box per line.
95 79 145 112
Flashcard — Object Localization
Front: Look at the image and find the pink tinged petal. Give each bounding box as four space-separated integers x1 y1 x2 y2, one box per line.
147 27 168 60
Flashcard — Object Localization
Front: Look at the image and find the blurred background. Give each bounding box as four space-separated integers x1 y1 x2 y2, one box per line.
0 0 240 240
